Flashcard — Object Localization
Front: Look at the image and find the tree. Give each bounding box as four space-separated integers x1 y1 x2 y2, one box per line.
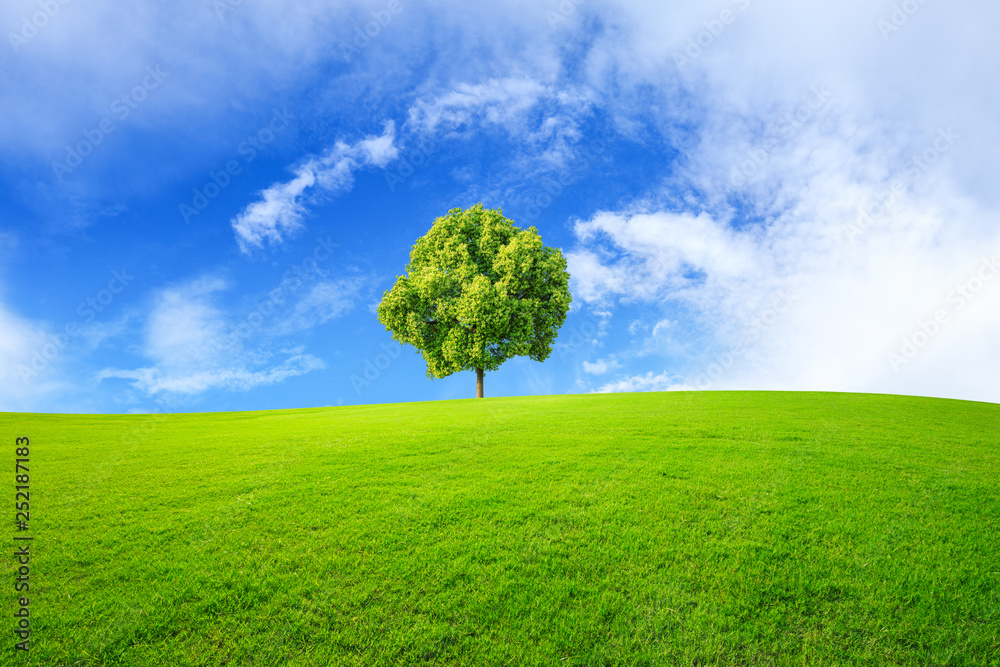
376 204 572 398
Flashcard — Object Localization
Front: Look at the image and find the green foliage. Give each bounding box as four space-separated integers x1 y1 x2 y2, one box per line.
376 204 571 379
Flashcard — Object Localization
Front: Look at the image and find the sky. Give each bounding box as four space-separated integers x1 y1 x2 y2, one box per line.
1 0 998 413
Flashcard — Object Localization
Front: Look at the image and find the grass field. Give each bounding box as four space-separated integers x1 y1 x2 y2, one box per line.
2 391 999 666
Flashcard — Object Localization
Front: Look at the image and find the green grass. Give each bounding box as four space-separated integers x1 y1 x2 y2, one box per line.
3 391 999 666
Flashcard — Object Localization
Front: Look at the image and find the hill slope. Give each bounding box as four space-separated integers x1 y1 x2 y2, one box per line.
3 391 999 665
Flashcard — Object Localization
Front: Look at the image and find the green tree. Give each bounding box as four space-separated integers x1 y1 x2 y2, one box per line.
377 204 572 398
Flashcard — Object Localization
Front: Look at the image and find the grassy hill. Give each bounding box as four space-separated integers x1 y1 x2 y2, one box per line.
3 391 998 666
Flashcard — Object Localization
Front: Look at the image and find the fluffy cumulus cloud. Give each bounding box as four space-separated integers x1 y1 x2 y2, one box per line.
231 122 397 251
567 211 762 304
568 155 999 404
538 0 1000 404
582 356 621 375
568 168 1000 401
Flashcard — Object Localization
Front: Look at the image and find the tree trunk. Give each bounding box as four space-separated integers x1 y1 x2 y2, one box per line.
476 368 484 398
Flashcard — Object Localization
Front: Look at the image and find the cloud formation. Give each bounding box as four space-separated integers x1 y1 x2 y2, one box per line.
407 77 550 134
231 121 397 252
569 153 1000 402
4 0 998 409
97 277 328 396
0 302 54 409
596 371 688 394
582 356 621 375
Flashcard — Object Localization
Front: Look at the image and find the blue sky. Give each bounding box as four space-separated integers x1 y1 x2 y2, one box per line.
2 0 998 413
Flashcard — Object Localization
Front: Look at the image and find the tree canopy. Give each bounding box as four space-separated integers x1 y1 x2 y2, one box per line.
376 204 572 397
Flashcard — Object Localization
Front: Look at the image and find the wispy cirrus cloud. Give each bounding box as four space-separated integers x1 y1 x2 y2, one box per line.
231 121 397 252
97 277 328 396
279 278 368 334
407 77 550 134
100 357 325 396
405 75 596 173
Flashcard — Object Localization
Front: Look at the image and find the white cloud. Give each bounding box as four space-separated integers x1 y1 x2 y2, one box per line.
542 0 1000 404
0 302 57 409
582 356 621 375
280 278 366 333
230 171 316 253
407 77 549 134
97 277 326 396
405 75 595 174
99 356 324 396
567 210 761 305
569 139 1000 402
650 319 673 338
232 121 397 252
0 291 138 411
357 130 398 167
595 370 691 394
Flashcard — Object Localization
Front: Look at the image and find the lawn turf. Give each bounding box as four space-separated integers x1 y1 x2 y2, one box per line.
2 391 999 665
